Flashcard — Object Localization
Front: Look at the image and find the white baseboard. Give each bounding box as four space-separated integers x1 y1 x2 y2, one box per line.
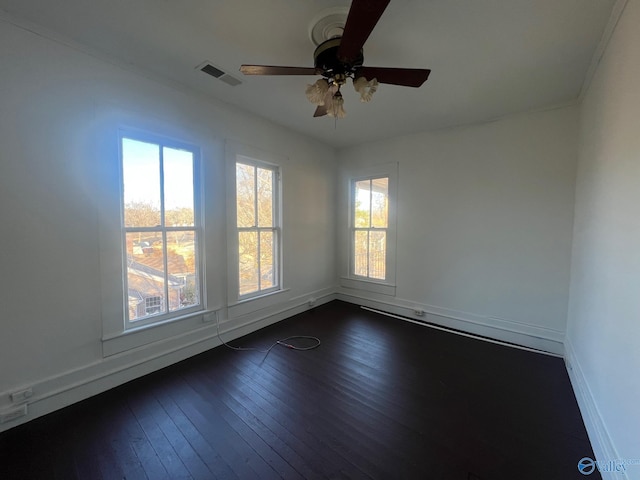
0 288 336 434
0 287 566 433
564 338 627 480
336 291 565 355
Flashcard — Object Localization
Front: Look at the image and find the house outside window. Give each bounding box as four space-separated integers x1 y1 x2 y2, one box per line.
120 133 202 327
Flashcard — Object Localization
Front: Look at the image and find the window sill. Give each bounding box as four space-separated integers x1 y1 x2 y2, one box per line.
228 288 291 318
102 308 219 357
340 277 396 296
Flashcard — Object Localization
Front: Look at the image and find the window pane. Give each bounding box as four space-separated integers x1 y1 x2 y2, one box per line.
167 230 199 311
371 177 388 228
122 138 161 227
354 180 371 228
239 231 259 295
369 231 386 280
236 163 255 228
125 232 166 321
354 230 369 277
260 230 275 289
257 167 273 227
164 147 195 227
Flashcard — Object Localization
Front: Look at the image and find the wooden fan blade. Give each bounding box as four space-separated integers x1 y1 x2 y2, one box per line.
356 67 431 87
338 0 390 63
313 105 328 117
240 65 318 76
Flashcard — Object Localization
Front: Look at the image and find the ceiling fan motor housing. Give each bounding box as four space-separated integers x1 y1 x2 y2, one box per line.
313 38 364 81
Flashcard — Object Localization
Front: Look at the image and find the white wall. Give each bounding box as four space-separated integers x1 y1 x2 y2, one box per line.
4 5 636 461
337 107 578 354
566 0 640 468
0 18 336 430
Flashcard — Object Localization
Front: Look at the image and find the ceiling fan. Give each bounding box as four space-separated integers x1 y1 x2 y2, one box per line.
239 0 431 118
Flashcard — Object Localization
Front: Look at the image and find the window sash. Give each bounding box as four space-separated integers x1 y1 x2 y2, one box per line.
237 226 279 298
235 160 280 300
350 175 390 282
120 132 203 328
124 227 200 319
352 227 388 280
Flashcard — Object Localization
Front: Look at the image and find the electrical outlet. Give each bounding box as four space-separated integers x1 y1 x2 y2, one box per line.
0 404 28 424
10 388 33 403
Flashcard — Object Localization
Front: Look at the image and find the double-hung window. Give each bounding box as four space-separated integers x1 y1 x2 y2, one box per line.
352 176 389 280
234 159 280 298
225 142 286 316
343 162 397 295
120 133 202 327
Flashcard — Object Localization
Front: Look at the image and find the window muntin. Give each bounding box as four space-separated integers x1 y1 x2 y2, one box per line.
352 176 389 280
235 160 279 298
120 135 202 326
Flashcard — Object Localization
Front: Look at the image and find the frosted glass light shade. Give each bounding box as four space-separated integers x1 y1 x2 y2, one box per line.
327 91 346 118
353 76 378 102
305 79 329 105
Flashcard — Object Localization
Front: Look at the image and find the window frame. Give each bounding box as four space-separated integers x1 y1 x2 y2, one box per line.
351 176 390 281
225 142 287 314
234 158 281 300
97 111 223 358
342 162 398 295
119 130 204 329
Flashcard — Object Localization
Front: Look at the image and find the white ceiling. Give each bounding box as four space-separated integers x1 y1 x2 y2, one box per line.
0 0 616 148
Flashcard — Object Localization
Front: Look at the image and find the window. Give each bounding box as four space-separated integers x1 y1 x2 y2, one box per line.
352 177 389 280
225 142 288 316
120 133 202 327
342 162 397 295
235 159 280 298
144 296 162 315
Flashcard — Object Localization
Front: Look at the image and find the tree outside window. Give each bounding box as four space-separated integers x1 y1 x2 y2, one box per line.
235 160 279 297
353 177 389 280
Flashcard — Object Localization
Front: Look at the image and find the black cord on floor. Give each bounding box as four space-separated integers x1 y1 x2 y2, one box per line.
215 314 321 354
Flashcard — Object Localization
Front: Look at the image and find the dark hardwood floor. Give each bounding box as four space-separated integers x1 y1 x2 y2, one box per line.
0 301 599 479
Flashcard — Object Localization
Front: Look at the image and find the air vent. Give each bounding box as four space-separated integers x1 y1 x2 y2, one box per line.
201 63 224 78
197 62 242 87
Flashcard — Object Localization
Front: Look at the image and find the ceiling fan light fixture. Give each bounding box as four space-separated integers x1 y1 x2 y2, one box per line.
353 76 378 102
327 90 346 118
306 78 330 105
240 0 431 120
